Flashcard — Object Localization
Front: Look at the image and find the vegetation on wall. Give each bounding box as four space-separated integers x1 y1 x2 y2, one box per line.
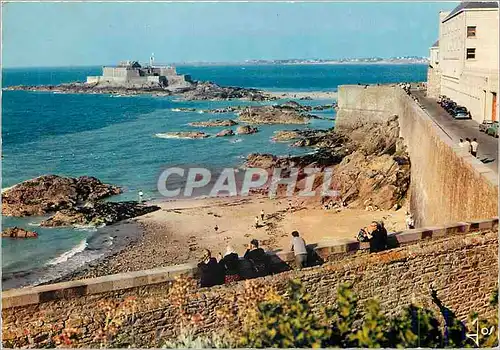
162 277 498 348
3 277 497 348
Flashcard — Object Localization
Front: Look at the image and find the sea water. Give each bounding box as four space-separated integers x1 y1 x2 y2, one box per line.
1 64 426 288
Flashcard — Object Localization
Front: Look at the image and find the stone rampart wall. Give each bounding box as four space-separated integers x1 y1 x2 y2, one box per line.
336 85 498 226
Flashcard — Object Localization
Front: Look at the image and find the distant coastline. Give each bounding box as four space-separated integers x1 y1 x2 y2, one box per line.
2 58 428 70
174 57 429 66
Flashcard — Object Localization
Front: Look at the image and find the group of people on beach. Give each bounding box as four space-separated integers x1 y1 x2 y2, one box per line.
459 138 479 157
198 231 309 288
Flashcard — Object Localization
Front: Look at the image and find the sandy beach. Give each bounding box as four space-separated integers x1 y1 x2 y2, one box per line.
68 195 406 280
267 91 338 100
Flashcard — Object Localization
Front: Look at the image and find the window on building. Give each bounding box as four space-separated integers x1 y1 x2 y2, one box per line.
467 26 476 38
466 48 476 60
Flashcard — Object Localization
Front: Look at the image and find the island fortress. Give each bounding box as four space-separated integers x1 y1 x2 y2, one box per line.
86 58 192 88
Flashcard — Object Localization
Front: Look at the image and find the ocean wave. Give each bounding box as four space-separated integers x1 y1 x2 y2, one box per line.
155 133 183 139
230 138 243 143
73 224 98 232
47 239 88 266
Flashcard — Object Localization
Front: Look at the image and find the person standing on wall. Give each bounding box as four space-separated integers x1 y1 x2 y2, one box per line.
465 138 472 154
290 231 308 269
405 212 415 229
470 138 479 157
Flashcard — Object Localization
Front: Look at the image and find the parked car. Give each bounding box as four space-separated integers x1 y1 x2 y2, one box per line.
442 100 457 112
451 106 470 119
486 122 499 138
479 120 494 132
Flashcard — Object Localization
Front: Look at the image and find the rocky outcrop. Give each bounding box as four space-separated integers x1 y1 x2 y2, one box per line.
241 117 410 210
290 130 349 149
5 83 173 96
238 105 310 125
236 125 259 135
5 80 275 101
189 119 237 127
40 202 160 227
244 153 281 169
155 131 209 139
2 175 122 217
312 103 337 111
215 129 235 137
180 81 275 101
203 106 242 114
272 130 301 142
2 227 38 238
330 146 410 210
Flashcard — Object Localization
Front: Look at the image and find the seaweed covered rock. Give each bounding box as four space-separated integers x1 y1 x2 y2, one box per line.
40 202 160 227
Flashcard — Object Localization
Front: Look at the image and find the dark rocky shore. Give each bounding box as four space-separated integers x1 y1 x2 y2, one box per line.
244 115 410 210
5 80 277 101
2 175 121 217
2 175 159 227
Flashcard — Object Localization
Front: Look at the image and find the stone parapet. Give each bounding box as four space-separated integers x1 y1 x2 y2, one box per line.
3 217 497 309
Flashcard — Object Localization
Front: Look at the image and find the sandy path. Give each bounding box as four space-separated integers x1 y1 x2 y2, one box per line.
67 196 406 280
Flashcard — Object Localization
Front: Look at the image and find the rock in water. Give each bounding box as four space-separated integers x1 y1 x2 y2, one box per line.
238 105 310 125
2 227 38 238
216 129 235 137
244 153 280 168
189 119 238 127
236 125 259 135
40 202 161 227
180 81 275 101
272 130 301 142
2 175 122 217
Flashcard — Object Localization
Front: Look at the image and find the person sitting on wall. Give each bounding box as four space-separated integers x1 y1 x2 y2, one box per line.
356 221 388 253
198 249 224 288
369 221 388 253
218 246 241 284
244 239 270 277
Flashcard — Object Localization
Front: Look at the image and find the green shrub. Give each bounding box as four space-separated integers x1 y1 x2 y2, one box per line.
160 279 498 348
238 280 332 348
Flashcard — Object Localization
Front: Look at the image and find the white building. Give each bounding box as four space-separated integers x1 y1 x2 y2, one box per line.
427 1 499 123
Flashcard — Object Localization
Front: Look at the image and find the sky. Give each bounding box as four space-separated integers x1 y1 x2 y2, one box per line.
2 1 458 67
